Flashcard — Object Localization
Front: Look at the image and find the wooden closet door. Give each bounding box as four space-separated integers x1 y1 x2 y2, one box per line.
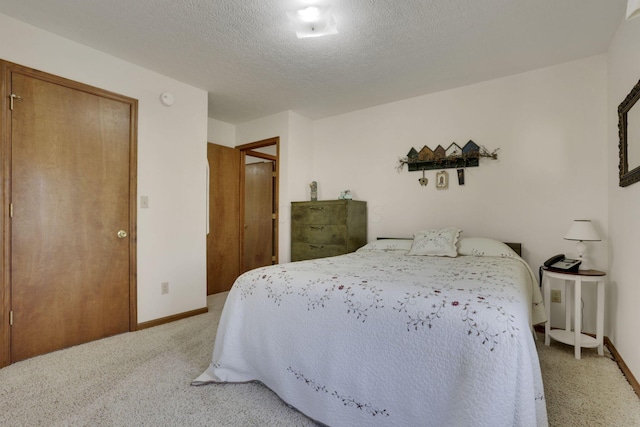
242 161 274 272
207 143 241 294
10 71 133 362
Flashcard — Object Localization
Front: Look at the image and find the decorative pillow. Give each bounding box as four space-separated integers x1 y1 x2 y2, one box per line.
457 237 518 258
406 227 461 257
356 239 413 252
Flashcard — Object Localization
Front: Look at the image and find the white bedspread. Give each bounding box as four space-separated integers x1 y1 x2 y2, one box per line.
194 248 548 426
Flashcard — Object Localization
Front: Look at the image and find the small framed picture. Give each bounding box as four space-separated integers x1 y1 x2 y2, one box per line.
436 170 449 189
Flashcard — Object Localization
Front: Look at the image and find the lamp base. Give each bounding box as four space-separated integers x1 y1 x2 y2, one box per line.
575 240 591 270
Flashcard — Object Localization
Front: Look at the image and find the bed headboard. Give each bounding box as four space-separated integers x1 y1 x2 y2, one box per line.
504 243 522 257
376 237 522 257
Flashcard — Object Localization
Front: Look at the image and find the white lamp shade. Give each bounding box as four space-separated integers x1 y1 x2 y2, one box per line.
627 0 640 20
564 220 601 242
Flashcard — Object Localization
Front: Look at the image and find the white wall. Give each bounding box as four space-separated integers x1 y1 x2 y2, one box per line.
0 13 208 323
607 16 640 381
288 111 316 202
313 56 609 332
207 118 236 147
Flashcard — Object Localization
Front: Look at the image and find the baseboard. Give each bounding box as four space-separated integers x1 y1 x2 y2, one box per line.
136 306 208 330
534 325 640 399
605 337 640 399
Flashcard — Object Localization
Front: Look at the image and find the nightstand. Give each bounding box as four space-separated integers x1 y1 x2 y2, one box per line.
542 268 605 359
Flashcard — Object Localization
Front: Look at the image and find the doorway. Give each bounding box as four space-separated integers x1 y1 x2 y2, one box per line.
242 157 275 272
238 138 279 273
205 137 278 294
1 60 138 366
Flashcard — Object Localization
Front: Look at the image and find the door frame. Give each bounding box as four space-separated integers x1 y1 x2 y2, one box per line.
0 60 139 368
236 137 279 270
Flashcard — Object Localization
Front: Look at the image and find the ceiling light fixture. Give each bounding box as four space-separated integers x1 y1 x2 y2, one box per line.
298 6 320 22
627 0 640 20
287 5 338 39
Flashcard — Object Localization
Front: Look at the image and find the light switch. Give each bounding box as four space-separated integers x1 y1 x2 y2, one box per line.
140 195 149 209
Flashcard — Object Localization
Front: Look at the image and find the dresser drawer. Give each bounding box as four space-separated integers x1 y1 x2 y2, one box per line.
290 200 367 262
291 243 347 261
291 224 347 245
291 203 347 225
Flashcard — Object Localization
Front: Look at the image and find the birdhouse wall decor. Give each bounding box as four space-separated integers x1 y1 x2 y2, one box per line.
397 140 499 172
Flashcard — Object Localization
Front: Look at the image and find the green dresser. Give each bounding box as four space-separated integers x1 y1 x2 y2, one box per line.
291 200 367 262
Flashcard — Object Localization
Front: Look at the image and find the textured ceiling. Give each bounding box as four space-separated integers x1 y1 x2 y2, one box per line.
0 0 627 124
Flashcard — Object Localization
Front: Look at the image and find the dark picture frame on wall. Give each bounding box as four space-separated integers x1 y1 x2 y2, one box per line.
618 78 640 187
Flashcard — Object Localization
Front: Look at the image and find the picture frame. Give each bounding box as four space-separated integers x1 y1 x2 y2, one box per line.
618 78 640 187
436 170 448 189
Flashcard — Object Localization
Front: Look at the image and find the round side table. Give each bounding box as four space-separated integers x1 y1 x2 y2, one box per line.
542 267 605 359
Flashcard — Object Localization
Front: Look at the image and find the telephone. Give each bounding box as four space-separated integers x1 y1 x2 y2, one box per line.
544 254 581 272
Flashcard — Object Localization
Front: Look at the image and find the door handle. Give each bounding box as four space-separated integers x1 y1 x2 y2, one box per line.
10 94 23 110
117 230 128 238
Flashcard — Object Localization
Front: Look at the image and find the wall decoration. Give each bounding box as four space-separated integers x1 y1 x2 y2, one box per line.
457 169 465 185
396 140 499 172
418 169 428 186
310 181 318 201
436 171 449 189
618 78 640 187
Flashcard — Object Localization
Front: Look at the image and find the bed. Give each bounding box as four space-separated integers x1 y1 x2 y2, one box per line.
193 230 548 427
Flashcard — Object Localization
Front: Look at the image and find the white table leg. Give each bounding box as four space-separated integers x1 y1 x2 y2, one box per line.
574 276 582 359
544 274 551 347
596 280 604 356
565 279 572 331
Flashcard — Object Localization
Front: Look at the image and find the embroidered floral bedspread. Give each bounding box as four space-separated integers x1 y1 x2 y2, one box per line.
194 251 548 427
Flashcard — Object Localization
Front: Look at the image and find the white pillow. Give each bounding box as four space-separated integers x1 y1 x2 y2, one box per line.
406 227 461 257
356 239 413 252
457 237 518 258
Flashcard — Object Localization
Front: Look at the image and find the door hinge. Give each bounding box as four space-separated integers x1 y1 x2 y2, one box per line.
271 213 276 220
9 310 13 326
9 203 13 218
10 94 23 111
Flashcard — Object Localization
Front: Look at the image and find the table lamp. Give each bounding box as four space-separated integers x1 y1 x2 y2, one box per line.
564 220 601 270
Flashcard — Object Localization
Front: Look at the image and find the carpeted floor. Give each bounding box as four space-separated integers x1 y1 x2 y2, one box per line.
0 292 638 426
537 338 640 426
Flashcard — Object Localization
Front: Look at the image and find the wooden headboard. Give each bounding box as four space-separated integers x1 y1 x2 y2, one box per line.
376 237 522 257
503 243 522 256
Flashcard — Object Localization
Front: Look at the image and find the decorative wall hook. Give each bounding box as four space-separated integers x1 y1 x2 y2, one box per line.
418 168 428 186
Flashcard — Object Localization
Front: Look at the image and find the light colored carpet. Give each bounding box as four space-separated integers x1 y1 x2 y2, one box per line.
537 338 640 426
0 292 638 426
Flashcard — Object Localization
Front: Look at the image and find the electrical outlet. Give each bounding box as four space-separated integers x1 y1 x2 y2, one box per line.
551 289 562 303
140 195 149 209
161 282 169 295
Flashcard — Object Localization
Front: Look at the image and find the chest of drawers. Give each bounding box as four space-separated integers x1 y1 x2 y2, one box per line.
290 200 367 261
